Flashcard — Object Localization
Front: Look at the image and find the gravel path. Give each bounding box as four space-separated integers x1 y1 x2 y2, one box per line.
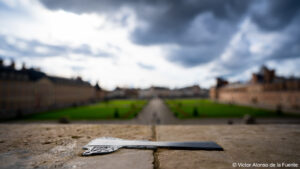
133 98 179 125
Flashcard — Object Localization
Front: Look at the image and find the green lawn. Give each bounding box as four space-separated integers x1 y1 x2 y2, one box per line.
165 99 299 119
24 99 147 120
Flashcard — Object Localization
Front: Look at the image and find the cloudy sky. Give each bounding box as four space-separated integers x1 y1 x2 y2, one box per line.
0 0 299 89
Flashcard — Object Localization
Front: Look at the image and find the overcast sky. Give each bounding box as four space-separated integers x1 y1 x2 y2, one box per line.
0 0 299 89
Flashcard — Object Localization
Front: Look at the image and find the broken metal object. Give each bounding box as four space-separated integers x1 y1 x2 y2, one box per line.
82 137 223 156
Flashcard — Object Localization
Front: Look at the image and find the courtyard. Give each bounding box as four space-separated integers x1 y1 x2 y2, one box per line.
165 99 299 118
15 98 300 125
22 99 147 120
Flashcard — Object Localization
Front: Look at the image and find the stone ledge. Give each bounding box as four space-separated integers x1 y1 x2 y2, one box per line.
0 124 153 169
0 124 299 169
156 125 300 169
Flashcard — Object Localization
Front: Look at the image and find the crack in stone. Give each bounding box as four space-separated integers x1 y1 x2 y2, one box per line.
151 125 160 169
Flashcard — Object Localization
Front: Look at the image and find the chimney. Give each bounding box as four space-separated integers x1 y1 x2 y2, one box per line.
216 78 228 88
22 62 26 70
264 69 275 83
76 76 82 81
251 74 258 84
10 60 15 69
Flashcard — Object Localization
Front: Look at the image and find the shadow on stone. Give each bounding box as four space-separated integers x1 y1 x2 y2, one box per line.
227 120 233 125
243 114 256 124
58 117 70 124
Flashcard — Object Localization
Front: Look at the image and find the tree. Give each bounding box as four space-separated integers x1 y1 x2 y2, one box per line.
193 107 198 117
114 108 119 118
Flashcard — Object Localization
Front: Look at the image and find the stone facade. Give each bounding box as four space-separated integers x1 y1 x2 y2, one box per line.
139 85 208 99
210 66 300 111
0 61 106 119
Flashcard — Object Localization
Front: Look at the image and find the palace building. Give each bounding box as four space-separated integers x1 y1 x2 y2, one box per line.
0 59 105 119
210 66 300 112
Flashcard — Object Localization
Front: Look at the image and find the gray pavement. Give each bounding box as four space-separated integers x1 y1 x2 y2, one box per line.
134 98 179 125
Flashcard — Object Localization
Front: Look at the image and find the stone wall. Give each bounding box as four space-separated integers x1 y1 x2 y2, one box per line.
218 90 300 110
211 83 300 111
0 80 36 117
52 83 95 106
0 78 96 120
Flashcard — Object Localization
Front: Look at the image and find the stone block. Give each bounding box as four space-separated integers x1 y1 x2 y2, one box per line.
156 125 300 169
0 124 153 169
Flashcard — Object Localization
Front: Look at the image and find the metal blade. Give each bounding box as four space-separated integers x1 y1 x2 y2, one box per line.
153 141 223 150
82 137 223 156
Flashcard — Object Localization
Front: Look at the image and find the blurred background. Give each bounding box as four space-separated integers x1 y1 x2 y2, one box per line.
0 0 299 124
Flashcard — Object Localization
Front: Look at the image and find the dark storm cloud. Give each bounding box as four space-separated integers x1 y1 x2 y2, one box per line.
0 34 112 58
213 11 300 79
251 0 300 31
268 14 300 60
131 1 250 46
39 0 300 70
137 62 155 70
40 0 250 46
213 33 255 77
40 0 251 66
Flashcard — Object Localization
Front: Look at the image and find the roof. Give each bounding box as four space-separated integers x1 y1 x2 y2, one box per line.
0 64 91 86
48 76 91 86
222 82 248 89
